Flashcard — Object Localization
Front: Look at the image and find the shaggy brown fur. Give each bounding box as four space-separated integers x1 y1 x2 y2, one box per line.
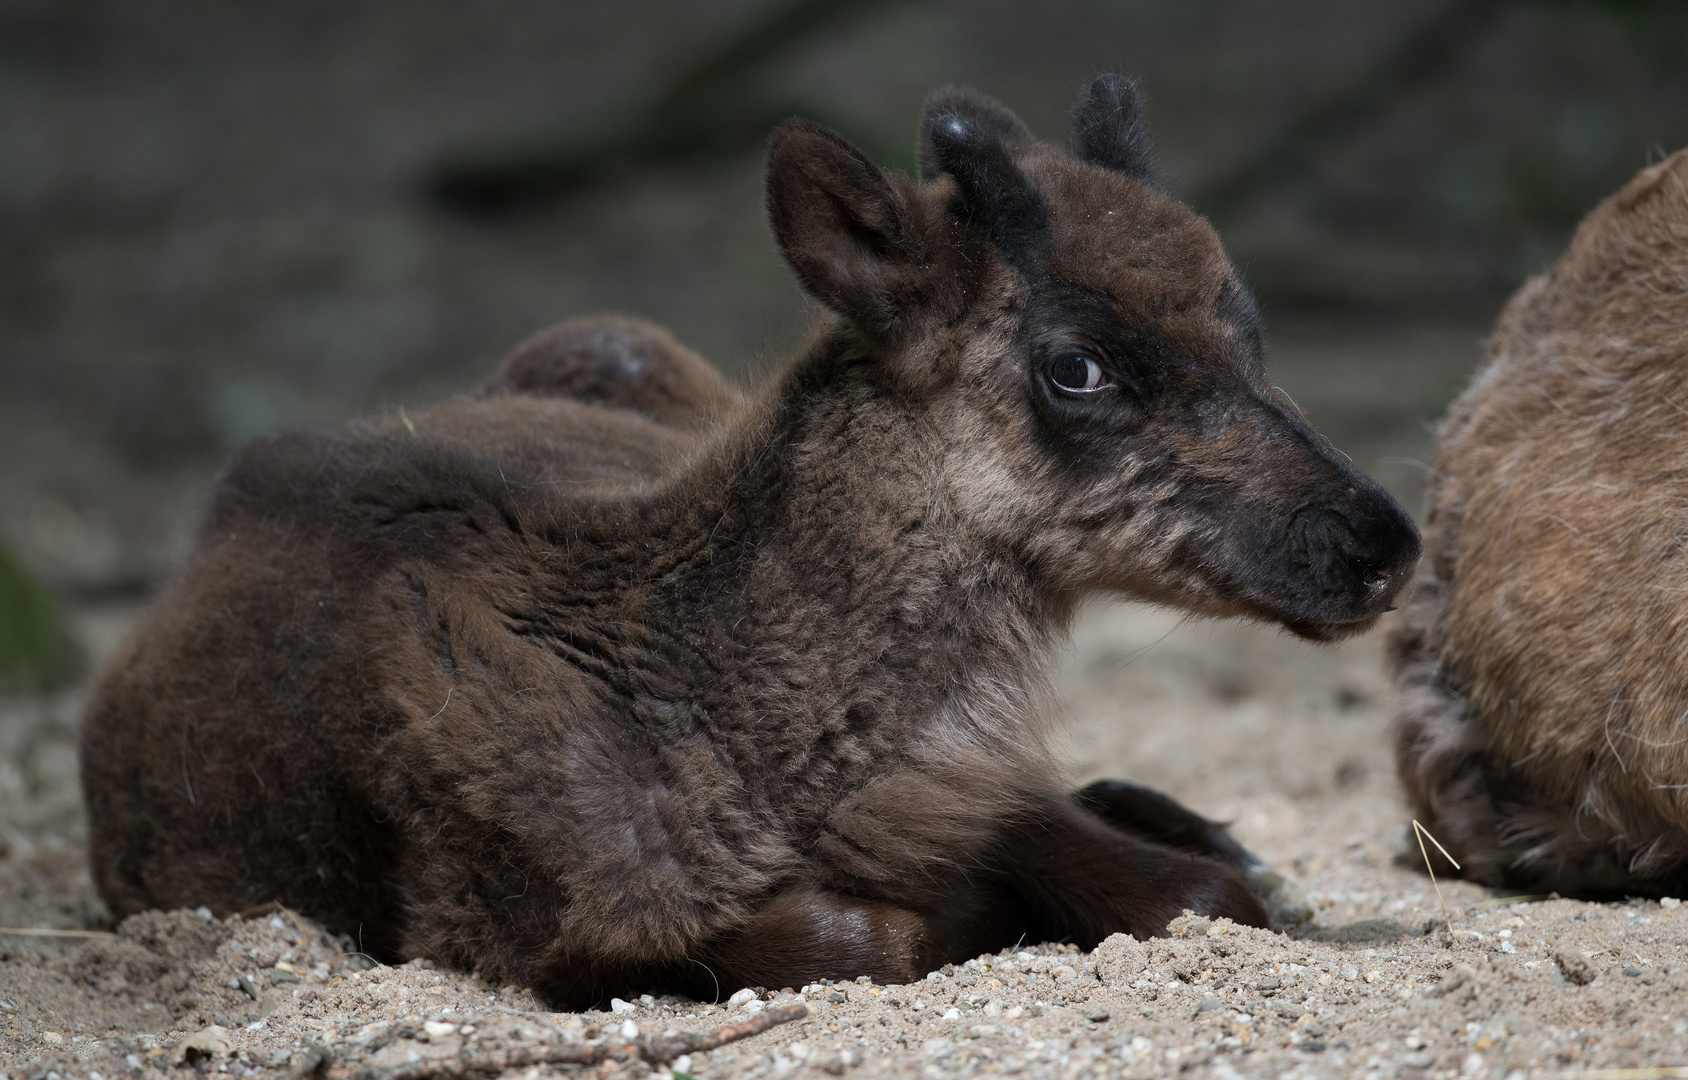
83 77 1418 1008
1389 149 1688 897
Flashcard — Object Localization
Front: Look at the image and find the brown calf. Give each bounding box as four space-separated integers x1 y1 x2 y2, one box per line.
82 77 1419 1008
1390 150 1688 897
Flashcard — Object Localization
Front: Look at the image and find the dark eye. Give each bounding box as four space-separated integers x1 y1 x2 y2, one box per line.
1047 354 1111 394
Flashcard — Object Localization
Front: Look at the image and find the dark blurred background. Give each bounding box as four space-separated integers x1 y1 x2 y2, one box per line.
2 0 1687 667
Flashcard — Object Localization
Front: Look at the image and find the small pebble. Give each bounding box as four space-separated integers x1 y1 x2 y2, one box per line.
1623 966 1642 977
726 988 757 1009
1195 996 1224 1013
609 997 636 1014
619 1019 639 1040
941 1007 961 1020
422 1021 456 1038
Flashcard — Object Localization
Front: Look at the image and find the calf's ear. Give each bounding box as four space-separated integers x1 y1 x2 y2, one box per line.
766 119 913 338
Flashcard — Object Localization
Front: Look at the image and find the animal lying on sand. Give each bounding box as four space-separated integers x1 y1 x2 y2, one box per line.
81 76 1420 1009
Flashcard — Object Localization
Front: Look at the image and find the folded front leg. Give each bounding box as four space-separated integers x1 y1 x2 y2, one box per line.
1076 778 1310 929
996 794 1269 947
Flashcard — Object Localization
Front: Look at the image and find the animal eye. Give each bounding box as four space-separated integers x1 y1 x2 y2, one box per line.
1047 354 1111 394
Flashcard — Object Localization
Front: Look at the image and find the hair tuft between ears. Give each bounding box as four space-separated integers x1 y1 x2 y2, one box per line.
766 119 914 338
924 112 1050 275
917 86 1036 183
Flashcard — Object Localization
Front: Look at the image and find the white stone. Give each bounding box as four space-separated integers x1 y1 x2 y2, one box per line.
620 1019 639 1040
609 998 636 1015
942 1008 961 1020
726 988 757 1009
422 1022 457 1038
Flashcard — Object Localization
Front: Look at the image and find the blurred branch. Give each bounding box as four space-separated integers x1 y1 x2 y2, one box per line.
428 0 906 216
1194 0 1687 223
1194 0 1507 222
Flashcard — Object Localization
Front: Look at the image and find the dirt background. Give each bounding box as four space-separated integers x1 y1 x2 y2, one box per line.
8 2 1688 1078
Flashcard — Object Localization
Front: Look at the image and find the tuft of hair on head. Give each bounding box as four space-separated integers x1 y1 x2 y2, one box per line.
1071 73 1155 183
918 94 1050 276
916 86 1035 183
923 113 1050 274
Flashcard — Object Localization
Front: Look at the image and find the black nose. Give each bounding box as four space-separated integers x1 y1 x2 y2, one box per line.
1290 498 1422 621
1352 515 1421 616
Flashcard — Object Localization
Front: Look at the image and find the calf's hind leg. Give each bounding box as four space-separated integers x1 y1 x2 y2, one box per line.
1076 778 1309 928
693 884 1019 996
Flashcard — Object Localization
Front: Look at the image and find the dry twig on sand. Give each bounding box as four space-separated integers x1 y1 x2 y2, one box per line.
324 1002 809 1079
1412 818 1460 932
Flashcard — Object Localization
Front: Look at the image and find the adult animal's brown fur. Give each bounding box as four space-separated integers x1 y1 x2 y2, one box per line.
1389 149 1688 897
83 78 1419 1008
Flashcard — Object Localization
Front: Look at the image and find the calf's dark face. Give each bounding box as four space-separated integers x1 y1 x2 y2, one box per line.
767 78 1420 641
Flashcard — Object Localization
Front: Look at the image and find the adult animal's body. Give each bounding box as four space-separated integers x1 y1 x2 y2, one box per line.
1390 150 1688 896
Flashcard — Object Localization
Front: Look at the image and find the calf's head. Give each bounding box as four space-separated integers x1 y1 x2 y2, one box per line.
767 76 1420 640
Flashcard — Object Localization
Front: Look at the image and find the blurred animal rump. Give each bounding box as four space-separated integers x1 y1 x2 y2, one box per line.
1390 148 1688 897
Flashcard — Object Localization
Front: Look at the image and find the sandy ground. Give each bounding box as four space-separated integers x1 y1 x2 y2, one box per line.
7 600 1688 1080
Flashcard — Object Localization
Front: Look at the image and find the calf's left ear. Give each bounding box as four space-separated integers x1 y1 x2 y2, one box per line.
766 119 914 339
